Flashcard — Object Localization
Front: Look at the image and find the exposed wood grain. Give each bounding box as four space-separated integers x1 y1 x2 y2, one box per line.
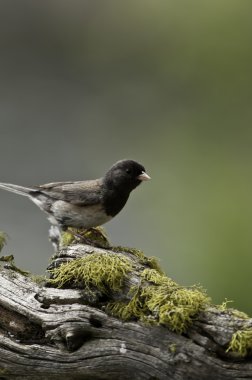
0 243 251 380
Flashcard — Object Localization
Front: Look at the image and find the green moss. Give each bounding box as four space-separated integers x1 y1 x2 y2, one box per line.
0 254 14 263
112 246 163 273
222 301 252 357
0 368 8 375
145 256 164 274
227 328 252 357
217 299 249 319
49 252 133 293
141 268 170 285
49 245 209 334
30 274 47 286
0 254 30 276
0 231 8 252
217 298 233 311
168 343 177 353
61 230 75 246
61 227 111 248
107 288 146 321
143 282 208 333
230 309 249 320
112 245 145 258
108 268 210 333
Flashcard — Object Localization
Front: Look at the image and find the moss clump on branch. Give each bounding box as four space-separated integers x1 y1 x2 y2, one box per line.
227 328 252 357
49 246 210 334
107 268 209 333
218 299 249 320
49 228 252 354
2 225 251 358
49 252 133 294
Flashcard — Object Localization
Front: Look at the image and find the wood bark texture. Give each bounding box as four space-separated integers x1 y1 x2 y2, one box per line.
0 242 251 380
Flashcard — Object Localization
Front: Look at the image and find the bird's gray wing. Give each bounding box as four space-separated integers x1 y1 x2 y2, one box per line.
35 179 103 206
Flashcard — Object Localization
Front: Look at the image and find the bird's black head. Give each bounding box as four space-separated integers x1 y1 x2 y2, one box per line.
102 159 150 217
103 159 150 193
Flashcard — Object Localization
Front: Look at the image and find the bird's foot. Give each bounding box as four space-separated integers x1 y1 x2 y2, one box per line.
66 227 111 249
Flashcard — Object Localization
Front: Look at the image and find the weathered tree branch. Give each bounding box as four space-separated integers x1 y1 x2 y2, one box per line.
0 235 252 380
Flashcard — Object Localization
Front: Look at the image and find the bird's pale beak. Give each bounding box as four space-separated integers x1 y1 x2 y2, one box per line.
137 171 151 181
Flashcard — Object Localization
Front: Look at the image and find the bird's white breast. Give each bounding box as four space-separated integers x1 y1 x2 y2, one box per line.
51 200 112 228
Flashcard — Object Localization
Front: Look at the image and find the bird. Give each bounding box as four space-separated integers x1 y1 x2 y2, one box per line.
0 159 150 233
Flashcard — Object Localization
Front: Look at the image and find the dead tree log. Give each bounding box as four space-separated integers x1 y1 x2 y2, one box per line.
0 232 251 380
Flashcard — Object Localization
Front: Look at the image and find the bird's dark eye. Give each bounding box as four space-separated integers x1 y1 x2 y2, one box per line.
126 168 131 174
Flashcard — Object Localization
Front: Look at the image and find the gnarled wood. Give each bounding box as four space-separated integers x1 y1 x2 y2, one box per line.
0 243 251 380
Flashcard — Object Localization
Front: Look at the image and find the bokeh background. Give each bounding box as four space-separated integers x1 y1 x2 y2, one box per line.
0 0 252 314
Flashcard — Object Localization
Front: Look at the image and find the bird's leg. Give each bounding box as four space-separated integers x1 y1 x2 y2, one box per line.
49 225 61 252
67 227 111 248
65 227 89 244
83 227 111 248
87 227 109 241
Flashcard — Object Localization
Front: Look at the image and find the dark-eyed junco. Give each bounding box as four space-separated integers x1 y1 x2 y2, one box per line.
0 160 150 231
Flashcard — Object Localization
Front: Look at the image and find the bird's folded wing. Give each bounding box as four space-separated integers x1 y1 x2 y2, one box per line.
35 179 102 205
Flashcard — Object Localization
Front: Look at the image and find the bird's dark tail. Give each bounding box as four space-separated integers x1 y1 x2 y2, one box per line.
0 183 35 197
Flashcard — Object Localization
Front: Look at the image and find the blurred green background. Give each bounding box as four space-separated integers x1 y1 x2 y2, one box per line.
0 0 252 314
